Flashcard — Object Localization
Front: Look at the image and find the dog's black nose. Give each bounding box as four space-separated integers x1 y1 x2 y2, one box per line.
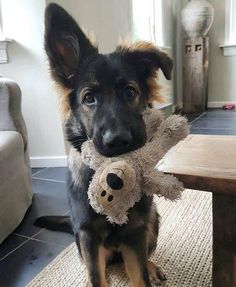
103 130 132 151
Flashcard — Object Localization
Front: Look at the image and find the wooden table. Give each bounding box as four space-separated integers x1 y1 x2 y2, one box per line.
158 135 236 287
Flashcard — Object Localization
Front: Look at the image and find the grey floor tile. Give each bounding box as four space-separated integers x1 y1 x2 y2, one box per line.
184 112 204 123
191 118 236 129
0 235 28 260
14 179 69 237
34 229 74 247
31 168 46 176
33 167 68 182
202 109 236 119
0 239 65 287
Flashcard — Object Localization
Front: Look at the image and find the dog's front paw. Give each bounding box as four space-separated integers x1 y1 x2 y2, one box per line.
148 261 167 286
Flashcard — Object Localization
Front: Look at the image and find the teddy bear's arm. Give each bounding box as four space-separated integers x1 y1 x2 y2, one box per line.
157 115 189 153
138 115 189 167
81 140 109 170
142 170 183 201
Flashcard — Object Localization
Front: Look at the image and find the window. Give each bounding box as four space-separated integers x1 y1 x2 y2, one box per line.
226 0 236 44
0 0 3 39
132 0 163 47
221 0 236 55
0 0 12 63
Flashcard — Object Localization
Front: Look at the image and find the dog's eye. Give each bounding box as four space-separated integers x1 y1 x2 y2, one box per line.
83 93 97 106
125 86 137 100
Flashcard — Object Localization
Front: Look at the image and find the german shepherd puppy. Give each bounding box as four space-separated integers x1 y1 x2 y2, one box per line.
36 3 173 286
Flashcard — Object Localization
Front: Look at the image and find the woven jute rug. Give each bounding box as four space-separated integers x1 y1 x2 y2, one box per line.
27 189 212 287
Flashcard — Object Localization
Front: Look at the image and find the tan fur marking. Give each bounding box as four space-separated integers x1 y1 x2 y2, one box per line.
121 245 146 287
117 40 159 53
80 240 108 287
147 261 157 278
81 27 98 48
53 80 72 121
146 206 158 252
98 246 108 287
147 77 164 103
79 239 91 287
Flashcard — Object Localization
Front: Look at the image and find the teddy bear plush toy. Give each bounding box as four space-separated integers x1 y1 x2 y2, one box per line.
80 108 189 225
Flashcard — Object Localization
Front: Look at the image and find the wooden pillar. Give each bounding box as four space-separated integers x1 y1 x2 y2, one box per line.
212 193 236 287
183 37 209 113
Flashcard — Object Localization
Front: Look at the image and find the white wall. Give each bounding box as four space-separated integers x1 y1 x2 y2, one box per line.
172 0 184 108
163 0 179 106
47 0 132 54
207 0 236 106
1 0 66 167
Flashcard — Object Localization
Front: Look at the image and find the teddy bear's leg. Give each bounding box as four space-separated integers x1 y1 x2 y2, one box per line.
143 171 183 200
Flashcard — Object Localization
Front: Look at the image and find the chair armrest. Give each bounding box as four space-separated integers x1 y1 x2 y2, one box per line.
0 131 24 163
0 76 31 173
0 83 16 131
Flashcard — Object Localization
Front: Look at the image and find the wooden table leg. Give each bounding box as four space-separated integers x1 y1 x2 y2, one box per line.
213 193 236 287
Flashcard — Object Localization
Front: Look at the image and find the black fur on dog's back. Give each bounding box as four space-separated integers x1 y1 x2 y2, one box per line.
36 3 173 286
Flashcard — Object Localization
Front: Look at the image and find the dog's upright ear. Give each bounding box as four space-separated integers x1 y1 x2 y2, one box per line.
45 3 98 88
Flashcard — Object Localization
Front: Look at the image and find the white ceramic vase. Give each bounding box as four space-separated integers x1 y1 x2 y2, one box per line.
181 0 214 39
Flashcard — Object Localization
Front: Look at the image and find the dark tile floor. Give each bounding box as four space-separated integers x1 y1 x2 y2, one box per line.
190 109 236 135
0 108 235 287
0 167 74 287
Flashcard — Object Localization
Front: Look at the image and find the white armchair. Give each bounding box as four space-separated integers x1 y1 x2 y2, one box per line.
0 76 32 243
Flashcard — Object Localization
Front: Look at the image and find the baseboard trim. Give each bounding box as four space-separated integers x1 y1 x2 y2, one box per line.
207 101 236 108
30 156 68 168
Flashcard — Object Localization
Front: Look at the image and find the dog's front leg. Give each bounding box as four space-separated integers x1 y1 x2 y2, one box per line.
121 244 151 287
79 230 107 287
121 228 152 287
